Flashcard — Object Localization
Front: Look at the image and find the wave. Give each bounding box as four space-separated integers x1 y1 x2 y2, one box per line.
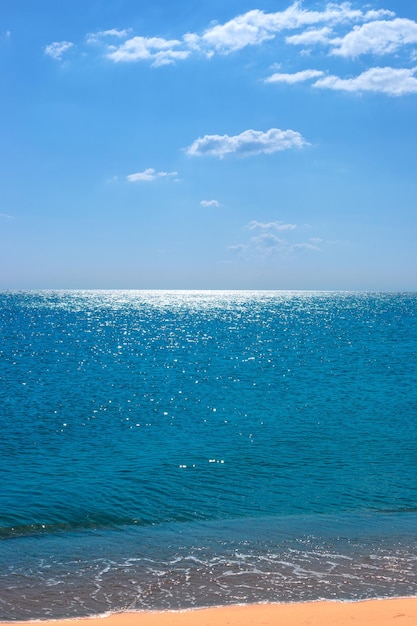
3 507 417 541
0 516 152 540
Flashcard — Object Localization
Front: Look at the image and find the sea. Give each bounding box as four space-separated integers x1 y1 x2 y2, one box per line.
1 290 417 620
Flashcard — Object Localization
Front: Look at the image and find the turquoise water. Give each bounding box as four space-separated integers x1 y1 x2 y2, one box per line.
1 291 417 618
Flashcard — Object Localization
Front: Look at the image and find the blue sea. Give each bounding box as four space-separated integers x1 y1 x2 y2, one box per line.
1 290 417 620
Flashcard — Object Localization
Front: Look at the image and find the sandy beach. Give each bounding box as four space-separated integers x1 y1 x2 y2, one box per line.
2 599 417 626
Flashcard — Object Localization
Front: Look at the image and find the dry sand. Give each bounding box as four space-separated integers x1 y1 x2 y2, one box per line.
2 599 417 626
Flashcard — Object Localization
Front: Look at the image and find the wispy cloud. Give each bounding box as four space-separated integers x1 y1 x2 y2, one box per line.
265 69 324 84
201 199 221 207
106 36 190 66
227 243 249 254
44 41 74 60
229 220 322 258
186 128 308 158
292 242 321 251
0 212 14 219
265 65 417 96
86 28 132 44
314 66 417 95
250 232 286 254
286 26 333 46
126 168 178 182
247 220 297 231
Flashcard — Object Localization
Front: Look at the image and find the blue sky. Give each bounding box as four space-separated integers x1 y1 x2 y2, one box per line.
1 0 417 290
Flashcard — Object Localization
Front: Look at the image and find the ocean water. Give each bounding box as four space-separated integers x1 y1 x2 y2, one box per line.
1 290 417 619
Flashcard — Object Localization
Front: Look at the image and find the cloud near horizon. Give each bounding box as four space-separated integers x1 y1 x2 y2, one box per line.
229 220 322 258
186 128 308 158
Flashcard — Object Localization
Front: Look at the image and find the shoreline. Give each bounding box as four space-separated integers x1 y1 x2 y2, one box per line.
2 599 417 626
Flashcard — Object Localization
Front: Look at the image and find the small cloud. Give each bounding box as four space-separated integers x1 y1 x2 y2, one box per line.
126 168 178 182
44 41 74 60
200 199 220 207
227 243 249 255
0 212 14 219
265 68 324 84
106 35 190 66
246 220 297 231
127 168 157 182
291 242 321 252
228 219 323 258
251 232 285 253
86 28 132 44
100 28 131 38
197 9 276 54
286 27 333 46
314 66 417 96
186 128 308 158
182 32 201 51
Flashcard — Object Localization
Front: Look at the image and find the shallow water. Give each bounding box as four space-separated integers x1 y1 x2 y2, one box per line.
1 291 417 618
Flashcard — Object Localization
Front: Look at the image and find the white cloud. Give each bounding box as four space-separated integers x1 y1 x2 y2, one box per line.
227 243 249 254
247 220 297 231
48 2 417 82
41 3 417 98
314 66 417 95
190 3 394 55
286 26 333 46
197 10 276 54
229 219 323 258
86 28 132 44
331 18 417 57
186 128 308 158
0 212 14 219
100 28 131 38
201 199 221 207
291 242 321 251
106 35 190 66
251 232 285 253
44 41 74 60
265 68 324 84
127 168 178 182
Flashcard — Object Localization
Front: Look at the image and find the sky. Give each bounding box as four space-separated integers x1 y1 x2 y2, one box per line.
1 0 417 290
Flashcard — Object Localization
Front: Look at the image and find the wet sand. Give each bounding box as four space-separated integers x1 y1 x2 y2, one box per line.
2 599 417 626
